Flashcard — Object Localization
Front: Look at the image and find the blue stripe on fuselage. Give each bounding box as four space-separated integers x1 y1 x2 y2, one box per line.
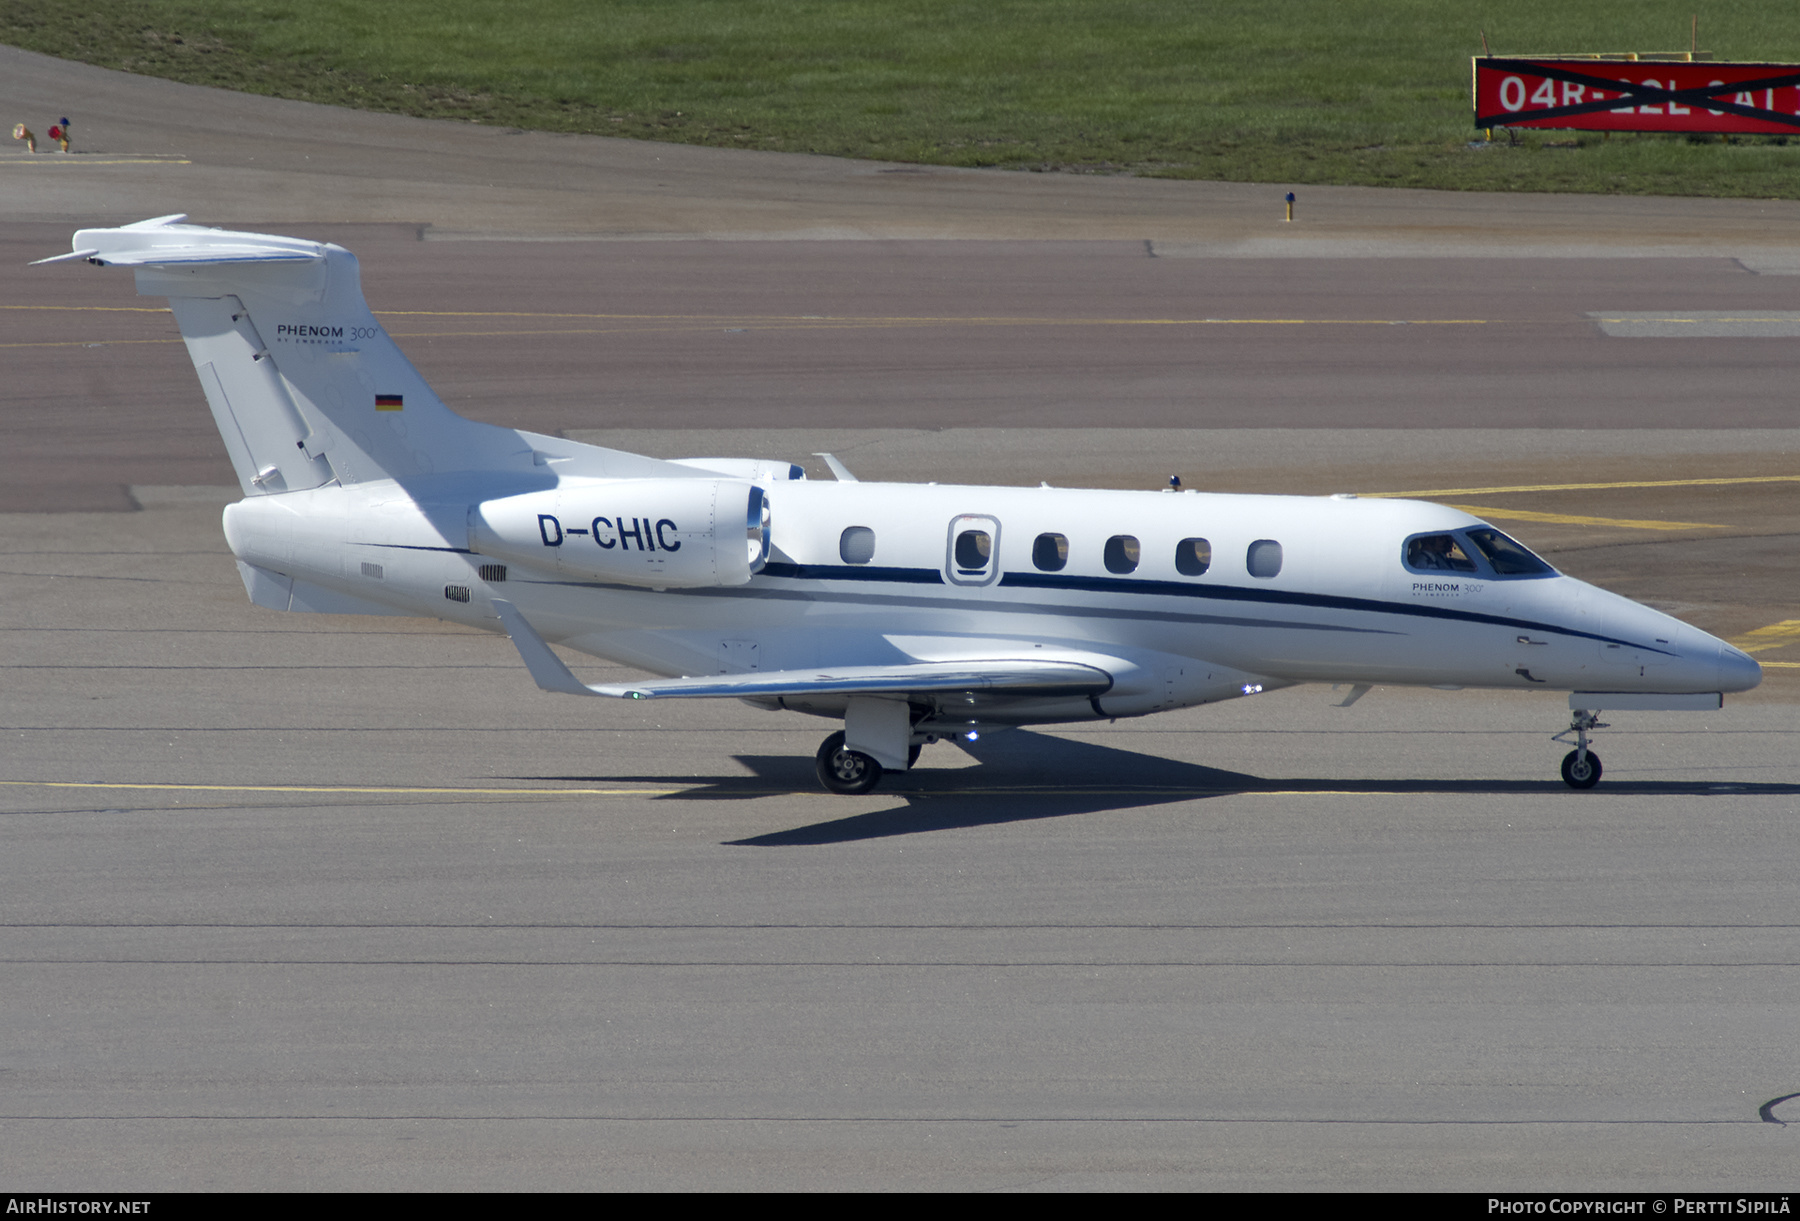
744 563 1672 655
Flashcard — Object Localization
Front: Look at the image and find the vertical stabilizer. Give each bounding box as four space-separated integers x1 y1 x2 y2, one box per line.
41 217 534 494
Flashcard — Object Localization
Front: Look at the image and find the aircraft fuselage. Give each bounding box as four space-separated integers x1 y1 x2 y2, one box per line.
221 474 1758 734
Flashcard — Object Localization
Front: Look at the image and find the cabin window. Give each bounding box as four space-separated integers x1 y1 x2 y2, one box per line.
1463 527 1553 576
1404 533 1478 573
955 529 991 570
839 526 876 565
1246 539 1283 579
1175 538 1211 576
946 514 1002 586
1033 532 1069 571
1104 535 1140 574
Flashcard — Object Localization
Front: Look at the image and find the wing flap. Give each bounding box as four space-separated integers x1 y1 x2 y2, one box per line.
593 660 1112 700
491 599 1111 700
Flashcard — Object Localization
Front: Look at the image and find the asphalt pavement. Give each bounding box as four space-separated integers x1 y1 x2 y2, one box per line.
2 44 1797 1191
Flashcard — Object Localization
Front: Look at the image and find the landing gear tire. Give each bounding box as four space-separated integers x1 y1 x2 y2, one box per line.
816 731 883 795
1561 749 1602 790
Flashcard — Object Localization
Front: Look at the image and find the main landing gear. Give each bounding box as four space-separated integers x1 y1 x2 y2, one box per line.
816 731 881 795
814 731 927 795
1553 708 1608 790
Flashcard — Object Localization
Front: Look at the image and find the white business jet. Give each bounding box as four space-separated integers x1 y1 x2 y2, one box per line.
40 218 1762 793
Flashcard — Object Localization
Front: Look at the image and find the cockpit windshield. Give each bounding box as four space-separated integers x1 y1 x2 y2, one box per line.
1462 527 1553 576
1403 528 1554 578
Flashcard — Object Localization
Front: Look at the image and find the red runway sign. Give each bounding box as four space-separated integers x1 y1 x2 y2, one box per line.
1473 58 1800 134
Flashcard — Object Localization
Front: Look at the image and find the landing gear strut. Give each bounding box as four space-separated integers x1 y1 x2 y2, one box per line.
1553 709 1607 789
816 730 882 795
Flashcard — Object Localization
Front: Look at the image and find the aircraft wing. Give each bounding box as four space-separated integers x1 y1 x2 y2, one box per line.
491 600 1112 700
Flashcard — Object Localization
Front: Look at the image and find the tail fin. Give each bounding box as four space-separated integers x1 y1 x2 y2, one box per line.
42 216 532 494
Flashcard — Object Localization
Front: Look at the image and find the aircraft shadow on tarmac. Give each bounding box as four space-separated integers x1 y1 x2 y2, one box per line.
530 730 1800 846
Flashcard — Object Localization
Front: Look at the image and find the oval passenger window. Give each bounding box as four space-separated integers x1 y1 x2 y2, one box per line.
839 526 876 564
1033 532 1068 571
1246 539 1283 579
1175 537 1210 576
955 529 992 571
1104 535 1140 574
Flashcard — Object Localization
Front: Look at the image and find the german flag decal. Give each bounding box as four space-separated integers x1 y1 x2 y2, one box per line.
375 394 404 412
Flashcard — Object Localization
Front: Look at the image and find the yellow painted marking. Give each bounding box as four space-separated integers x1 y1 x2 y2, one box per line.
0 780 1582 800
1730 620 1800 654
0 158 191 166
0 306 170 313
0 780 684 797
1444 504 1725 531
1759 661 1800 668
1367 475 1800 499
0 338 183 349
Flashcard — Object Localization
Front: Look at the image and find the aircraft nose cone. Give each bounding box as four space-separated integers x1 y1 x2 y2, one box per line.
1717 641 1762 693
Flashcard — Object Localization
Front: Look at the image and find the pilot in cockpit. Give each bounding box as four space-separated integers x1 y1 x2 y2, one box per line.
1407 533 1478 571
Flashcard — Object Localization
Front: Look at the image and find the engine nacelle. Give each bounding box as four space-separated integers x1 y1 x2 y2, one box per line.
470 478 770 589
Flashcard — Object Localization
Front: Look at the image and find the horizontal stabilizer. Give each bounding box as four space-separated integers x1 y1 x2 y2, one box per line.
491 599 1112 701
33 215 325 268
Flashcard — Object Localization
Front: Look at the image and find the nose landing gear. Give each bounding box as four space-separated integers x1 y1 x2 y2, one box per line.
1553 709 1608 789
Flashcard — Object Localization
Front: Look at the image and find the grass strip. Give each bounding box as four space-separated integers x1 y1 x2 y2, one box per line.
9 1 1800 196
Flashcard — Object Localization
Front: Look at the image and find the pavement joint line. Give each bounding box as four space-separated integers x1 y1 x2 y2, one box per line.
375 312 1493 326
0 306 1489 325
0 316 1504 350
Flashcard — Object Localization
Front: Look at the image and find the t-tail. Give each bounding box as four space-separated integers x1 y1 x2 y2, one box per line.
37 214 536 493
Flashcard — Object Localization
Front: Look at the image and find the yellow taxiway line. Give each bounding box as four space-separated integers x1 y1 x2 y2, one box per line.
1443 504 1725 531
1732 620 1800 655
1368 475 1800 499
0 779 1658 800
0 158 191 166
0 780 683 798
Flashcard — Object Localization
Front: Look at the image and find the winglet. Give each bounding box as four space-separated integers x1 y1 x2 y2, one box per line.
813 452 858 482
30 248 100 266
491 600 597 697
